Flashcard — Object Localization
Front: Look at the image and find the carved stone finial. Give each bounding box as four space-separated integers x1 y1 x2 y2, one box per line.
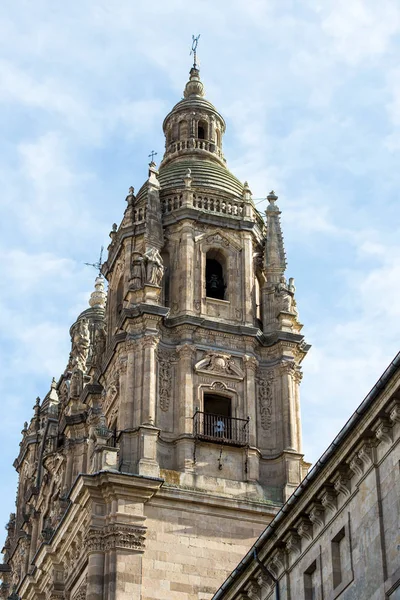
243 181 252 201
89 276 107 309
183 67 205 98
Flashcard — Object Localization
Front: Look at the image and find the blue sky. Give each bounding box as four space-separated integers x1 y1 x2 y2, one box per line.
1 0 400 530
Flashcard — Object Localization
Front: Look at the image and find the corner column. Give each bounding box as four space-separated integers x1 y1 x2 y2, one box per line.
86 530 105 600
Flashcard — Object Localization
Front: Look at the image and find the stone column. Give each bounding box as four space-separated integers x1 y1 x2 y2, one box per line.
279 361 297 452
242 233 254 325
142 335 159 425
244 355 258 447
179 223 195 315
85 530 104 600
293 367 303 452
176 343 196 435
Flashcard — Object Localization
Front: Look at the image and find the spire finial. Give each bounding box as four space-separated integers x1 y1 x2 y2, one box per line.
89 275 107 309
190 34 201 69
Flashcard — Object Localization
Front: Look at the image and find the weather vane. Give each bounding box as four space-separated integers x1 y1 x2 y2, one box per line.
190 34 201 68
148 150 157 163
84 246 104 276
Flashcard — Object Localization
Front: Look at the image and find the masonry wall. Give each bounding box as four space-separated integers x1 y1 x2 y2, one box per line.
141 490 274 600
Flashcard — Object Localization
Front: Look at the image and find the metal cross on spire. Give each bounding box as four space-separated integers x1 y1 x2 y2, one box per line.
148 150 157 164
190 34 201 68
84 246 104 276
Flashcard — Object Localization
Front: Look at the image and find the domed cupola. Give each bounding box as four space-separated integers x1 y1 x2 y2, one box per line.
160 66 226 168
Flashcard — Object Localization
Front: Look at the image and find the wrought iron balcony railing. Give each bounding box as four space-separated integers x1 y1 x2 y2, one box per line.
193 410 249 446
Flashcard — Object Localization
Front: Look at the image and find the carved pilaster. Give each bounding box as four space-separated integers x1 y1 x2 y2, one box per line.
256 370 274 432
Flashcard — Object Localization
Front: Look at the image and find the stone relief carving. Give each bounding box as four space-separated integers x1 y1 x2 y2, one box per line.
195 353 244 380
144 247 164 286
130 248 164 289
158 350 177 412
92 323 106 369
103 371 119 415
85 524 146 553
257 372 274 431
71 319 90 372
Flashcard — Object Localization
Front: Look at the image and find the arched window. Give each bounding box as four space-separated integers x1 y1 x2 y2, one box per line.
116 276 124 314
198 120 208 140
206 250 226 300
216 129 221 147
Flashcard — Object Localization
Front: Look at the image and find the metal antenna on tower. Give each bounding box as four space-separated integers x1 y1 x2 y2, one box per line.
190 34 201 68
84 246 104 276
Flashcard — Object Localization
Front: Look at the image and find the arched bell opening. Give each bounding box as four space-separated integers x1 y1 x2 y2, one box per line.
205 250 226 300
197 120 208 140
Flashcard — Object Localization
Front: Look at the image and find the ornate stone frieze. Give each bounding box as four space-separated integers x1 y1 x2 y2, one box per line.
256 372 274 431
84 529 103 555
84 524 146 554
157 350 177 412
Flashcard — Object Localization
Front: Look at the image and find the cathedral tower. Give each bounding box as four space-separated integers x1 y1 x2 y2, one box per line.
1 63 309 600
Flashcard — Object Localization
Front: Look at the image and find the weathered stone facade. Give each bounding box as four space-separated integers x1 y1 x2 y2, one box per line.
212 354 400 600
0 65 310 599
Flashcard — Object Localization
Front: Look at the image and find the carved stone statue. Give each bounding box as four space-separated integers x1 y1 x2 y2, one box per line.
71 318 90 371
275 276 293 313
130 252 146 290
93 323 106 368
144 247 164 286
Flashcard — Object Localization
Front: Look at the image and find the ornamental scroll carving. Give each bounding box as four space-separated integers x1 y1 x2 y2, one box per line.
158 350 177 412
195 352 244 380
257 372 274 431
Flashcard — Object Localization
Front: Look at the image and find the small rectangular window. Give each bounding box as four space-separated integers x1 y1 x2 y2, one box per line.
332 527 346 589
304 560 317 600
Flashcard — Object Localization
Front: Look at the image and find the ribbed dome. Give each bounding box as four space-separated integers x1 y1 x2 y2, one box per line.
136 158 244 204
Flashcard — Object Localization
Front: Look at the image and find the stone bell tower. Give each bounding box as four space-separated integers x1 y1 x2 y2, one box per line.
1 62 309 600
